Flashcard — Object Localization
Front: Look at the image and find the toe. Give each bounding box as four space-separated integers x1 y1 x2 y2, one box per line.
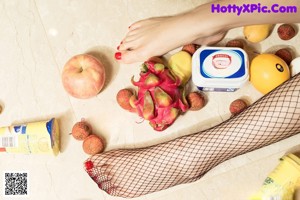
128 20 144 30
118 40 138 51
117 49 147 64
128 17 161 30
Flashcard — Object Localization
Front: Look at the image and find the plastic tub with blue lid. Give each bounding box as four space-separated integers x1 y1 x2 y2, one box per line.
192 46 249 92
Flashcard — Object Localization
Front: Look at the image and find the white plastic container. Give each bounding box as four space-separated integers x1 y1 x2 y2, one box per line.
192 46 249 92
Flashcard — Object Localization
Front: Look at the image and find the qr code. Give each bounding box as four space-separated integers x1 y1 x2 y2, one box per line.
3 171 28 197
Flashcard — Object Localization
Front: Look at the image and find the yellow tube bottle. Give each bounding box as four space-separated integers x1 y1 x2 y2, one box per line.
0 118 60 156
250 154 300 200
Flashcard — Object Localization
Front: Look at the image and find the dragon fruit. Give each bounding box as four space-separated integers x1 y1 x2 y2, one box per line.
130 61 189 131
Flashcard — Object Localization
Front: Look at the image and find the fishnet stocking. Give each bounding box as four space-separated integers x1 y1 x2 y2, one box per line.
85 73 300 198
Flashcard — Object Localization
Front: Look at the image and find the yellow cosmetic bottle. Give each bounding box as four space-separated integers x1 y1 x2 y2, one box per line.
250 154 300 200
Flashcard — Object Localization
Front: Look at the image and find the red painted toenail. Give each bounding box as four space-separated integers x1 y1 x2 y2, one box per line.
85 160 94 170
115 52 122 60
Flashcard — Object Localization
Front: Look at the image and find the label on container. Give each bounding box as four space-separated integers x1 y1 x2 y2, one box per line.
0 135 18 148
198 87 237 92
192 46 249 92
200 49 246 78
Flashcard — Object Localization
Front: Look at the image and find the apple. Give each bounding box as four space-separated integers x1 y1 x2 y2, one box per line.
62 54 106 99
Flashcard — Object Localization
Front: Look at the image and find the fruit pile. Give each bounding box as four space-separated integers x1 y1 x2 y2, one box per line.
222 44 295 95
243 23 296 43
230 23 299 94
71 119 105 155
116 46 207 131
60 22 299 154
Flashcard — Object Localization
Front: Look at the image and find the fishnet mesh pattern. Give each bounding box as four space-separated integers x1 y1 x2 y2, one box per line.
85 73 300 198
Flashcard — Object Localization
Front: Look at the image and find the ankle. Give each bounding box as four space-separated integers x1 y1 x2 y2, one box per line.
187 3 229 39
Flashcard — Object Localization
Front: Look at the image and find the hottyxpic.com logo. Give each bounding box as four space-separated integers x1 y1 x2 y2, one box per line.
211 3 297 16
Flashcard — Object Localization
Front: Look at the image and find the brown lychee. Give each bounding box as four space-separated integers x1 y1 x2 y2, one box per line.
71 119 92 141
277 24 296 40
116 88 134 111
147 56 165 65
225 39 244 49
182 44 198 55
186 92 206 111
82 134 105 155
229 99 248 116
275 48 293 65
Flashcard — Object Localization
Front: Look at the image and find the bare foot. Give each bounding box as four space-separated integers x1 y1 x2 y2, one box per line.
116 14 226 64
114 0 300 64
85 74 300 198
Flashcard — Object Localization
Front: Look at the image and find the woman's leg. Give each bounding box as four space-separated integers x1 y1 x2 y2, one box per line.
85 73 300 198
116 0 300 64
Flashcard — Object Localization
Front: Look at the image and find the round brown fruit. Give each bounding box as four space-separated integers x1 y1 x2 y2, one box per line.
186 92 206 111
116 88 134 111
82 134 105 155
62 54 106 99
182 44 197 55
71 119 92 141
275 48 293 65
225 39 244 49
277 24 296 40
229 99 248 116
147 56 165 65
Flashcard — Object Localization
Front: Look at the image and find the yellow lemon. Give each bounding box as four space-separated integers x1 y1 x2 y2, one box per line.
168 51 192 85
250 54 290 94
243 24 273 43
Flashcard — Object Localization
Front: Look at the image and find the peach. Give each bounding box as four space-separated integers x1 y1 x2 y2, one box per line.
62 54 106 99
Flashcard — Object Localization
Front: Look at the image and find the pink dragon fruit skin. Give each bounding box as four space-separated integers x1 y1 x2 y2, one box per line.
131 61 189 131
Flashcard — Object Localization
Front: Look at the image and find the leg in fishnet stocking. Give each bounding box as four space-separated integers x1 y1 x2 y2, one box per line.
85 73 300 198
